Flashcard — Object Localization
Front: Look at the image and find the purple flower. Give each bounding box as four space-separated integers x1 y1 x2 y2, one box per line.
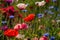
45 10 48 13
48 10 54 14
9 15 14 19
2 21 6 24
5 0 13 3
2 25 8 31
57 14 60 16
37 13 44 18
50 36 55 40
43 33 49 37
52 0 57 2
49 6 54 9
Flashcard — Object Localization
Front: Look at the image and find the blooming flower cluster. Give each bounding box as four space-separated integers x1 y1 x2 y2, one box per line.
0 0 60 40
24 14 35 22
14 23 28 30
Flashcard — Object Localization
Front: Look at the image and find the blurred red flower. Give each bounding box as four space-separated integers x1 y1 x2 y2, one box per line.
2 6 15 15
4 29 18 37
45 0 50 3
0 4 4 7
18 14 23 18
24 14 35 22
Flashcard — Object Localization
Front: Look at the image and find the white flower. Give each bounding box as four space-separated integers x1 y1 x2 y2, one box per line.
35 1 46 6
16 34 25 39
16 0 18 2
56 20 60 24
16 3 28 10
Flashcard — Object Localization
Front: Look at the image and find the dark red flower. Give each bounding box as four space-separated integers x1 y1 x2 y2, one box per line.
24 14 35 22
29 6 33 9
2 6 15 16
21 23 28 29
2 25 8 31
18 14 23 18
45 0 50 3
4 29 18 37
0 4 4 7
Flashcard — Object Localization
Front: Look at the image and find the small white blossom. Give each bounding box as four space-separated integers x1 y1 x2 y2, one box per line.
16 34 25 39
35 1 46 6
16 3 28 10
56 20 60 24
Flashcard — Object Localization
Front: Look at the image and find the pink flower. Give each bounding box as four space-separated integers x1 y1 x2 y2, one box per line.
21 23 28 29
4 0 14 4
14 23 28 30
39 36 48 40
14 24 22 30
16 3 28 10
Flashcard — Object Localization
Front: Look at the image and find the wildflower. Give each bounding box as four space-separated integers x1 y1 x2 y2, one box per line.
18 14 23 18
14 23 28 30
39 36 48 40
2 25 8 31
15 34 25 39
14 24 22 30
17 3 28 10
35 1 46 6
37 13 44 18
45 0 50 3
21 23 28 29
44 10 48 13
9 15 14 19
49 6 54 9
4 0 14 4
56 20 60 24
57 14 60 17
50 36 55 40
43 33 49 37
2 21 6 24
48 10 54 14
52 0 57 2
2 6 15 16
24 14 35 22
4 29 18 37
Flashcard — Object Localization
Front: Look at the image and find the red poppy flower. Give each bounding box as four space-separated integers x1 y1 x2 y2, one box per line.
4 29 18 37
45 0 50 3
24 14 35 22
